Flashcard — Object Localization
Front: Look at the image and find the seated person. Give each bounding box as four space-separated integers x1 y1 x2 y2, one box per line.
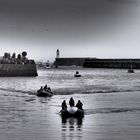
61 100 67 110
47 87 51 91
40 86 43 90
76 71 79 74
76 100 83 110
69 97 75 107
44 84 47 90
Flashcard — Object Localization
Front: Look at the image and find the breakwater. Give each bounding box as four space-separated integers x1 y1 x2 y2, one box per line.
54 58 86 66
54 57 140 69
0 63 38 76
0 51 38 76
83 58 140 69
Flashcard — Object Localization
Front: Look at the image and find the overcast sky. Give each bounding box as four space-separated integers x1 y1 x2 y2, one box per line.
0 0 140 61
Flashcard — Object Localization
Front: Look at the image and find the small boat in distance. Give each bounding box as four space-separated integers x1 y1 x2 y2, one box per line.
45 65 51 69
60 107 84 118
45 60 51 69
128 69 134 73
128 61 134 73
74 71 81 77
37 86 53 97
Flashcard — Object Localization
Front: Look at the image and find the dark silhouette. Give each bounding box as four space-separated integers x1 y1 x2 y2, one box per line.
76 100 83 110
17 54 22 60
76 71 79 74
44 84 48 90
40 86 43 90
22 51 27 57
56 49 60 58
0 51 34 65
4 52 8 59
69 97 75 107
62 100 67 110
8 53 11 59
47 87 51 91
12 53 16 59
60 98 84 118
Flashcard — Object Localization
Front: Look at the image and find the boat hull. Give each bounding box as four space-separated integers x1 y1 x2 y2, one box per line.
37 89 53 97
74 74 81 77
128 69 134 73
60 107 84 118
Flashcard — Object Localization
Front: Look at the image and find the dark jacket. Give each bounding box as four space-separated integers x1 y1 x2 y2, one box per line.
76 100 83 109
69 97 75 107
62 100 67 110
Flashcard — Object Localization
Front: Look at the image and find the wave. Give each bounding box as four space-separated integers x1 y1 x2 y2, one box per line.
0 87 35 95
83 89 140 94
85 107 140 115
53 88 140 95
0 87 140 96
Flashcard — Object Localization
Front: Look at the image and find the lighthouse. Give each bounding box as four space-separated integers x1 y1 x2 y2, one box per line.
56 49 60 58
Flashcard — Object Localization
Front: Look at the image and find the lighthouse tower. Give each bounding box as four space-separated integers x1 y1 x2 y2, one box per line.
56 49 60 58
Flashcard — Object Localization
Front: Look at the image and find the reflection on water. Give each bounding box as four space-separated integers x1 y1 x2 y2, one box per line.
61 117 83 140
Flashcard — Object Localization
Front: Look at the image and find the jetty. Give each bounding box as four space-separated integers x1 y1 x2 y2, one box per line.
54 57 140 69
0 51 38 76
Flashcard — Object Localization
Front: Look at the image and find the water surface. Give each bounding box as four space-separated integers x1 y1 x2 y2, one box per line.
0 68 140 140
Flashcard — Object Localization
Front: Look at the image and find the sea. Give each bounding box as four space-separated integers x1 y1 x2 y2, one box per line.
0 67 140 140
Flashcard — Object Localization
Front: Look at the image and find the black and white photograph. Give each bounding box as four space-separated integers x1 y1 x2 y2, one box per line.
0 0 140 140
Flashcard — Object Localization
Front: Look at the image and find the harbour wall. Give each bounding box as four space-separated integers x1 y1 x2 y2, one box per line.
54 58 87 66
0 64 38 76
83 58 140 69
54 58 140 69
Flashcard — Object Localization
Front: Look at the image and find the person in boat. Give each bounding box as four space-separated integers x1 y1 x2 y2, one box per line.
39 86 43 90
47 87 51 92
76 71 79 74
44 84 47 90
76 100 83 110
61 100 67 110
69 97 75 107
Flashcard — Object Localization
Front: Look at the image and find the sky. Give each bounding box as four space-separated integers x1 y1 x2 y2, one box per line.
0 0 140 62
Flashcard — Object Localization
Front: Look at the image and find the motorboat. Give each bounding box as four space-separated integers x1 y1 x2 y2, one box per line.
128 60 134 73
60 107 84 118
36 88 53 97
74 74 81 77
74 71 81 77
45 66 51 69
45 60 51 69
128 69 134 73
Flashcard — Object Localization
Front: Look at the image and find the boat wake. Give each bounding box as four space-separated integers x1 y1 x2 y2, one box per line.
0 85 140 96
0 87 35 95
52 88 140 95
85 107 140 115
